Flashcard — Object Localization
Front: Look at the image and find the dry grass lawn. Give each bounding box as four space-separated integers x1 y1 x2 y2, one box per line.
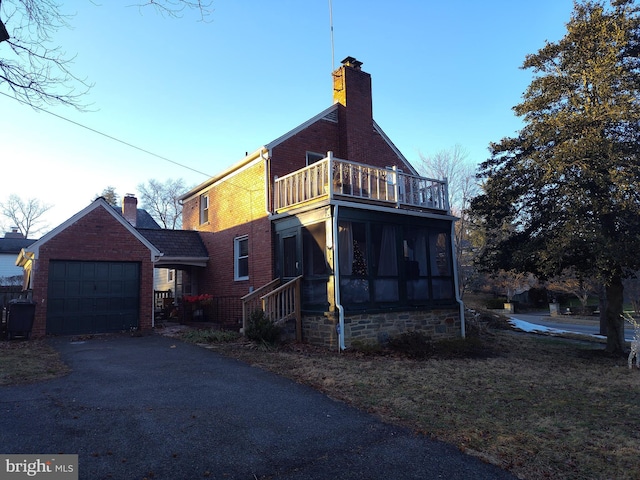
0 338 70 385
2 315 639 480
182 319 640 480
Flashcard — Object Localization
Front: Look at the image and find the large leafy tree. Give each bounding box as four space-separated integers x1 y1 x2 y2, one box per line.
470 0 640 353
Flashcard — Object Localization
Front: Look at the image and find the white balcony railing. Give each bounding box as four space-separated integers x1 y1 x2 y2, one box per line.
273 152 449 213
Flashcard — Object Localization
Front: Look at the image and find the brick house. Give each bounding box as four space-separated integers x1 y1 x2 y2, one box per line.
180 57 465 349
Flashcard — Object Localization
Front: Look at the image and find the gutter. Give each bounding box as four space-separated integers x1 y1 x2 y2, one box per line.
261 148 271 216
332 204 346 351
451 220 465 338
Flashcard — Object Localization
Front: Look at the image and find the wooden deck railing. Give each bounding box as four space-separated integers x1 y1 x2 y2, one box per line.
241 276 302 341
273 152 449 213
241 278 280 331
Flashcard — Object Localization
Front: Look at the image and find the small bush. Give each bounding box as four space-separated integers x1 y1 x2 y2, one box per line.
388 331 433 359
181 328 240 344
245 310 281 345
485 297 507 309
350 339 384 355
432 336 490 358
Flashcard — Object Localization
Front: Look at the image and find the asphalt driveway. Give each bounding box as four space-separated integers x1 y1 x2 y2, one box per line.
0 334 516 479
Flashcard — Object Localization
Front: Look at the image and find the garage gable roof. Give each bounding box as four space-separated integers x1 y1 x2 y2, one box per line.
18 198 162 263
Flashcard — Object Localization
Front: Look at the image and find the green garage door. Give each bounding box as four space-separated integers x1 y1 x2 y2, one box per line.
47 261 140 335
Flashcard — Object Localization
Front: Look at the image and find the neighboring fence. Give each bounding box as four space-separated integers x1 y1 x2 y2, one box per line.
180 296 243 329
0 286 26 310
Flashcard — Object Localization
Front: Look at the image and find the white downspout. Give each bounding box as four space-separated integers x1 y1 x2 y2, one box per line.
451 220 465 338
261 148 271 216
333 204 346 351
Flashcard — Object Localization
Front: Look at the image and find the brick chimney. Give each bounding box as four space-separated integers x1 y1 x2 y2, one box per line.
122 194 138 227
332 56 374 163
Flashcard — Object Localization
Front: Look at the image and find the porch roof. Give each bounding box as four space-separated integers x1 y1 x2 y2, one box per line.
137 229 209 268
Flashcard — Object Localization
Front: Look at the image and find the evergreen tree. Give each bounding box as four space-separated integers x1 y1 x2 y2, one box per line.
470 0 640 353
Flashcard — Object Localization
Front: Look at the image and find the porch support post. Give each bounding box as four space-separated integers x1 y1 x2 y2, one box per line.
295 276 302 342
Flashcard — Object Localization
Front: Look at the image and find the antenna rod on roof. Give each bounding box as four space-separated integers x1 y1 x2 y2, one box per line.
328 0 335 71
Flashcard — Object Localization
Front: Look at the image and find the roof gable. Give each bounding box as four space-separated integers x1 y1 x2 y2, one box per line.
20 198 162 262
265 105 339 151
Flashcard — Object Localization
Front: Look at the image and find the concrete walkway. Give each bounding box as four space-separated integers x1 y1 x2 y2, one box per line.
0 334 517 480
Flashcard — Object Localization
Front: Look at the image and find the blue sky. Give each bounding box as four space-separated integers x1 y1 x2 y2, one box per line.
0 0 574 233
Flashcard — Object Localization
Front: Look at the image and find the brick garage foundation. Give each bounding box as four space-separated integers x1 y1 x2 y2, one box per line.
298 308 461 349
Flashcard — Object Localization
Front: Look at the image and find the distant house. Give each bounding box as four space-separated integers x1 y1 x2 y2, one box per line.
0 228 36 308
179 57 464 348
0 228 36 286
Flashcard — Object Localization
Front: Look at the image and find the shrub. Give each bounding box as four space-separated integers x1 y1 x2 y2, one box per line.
388 331 433 359
350 339 384 355
181 328 240 344
245 310 281 345
485 297 507 309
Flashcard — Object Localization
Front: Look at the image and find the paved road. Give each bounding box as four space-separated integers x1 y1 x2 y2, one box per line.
509 312 634 341
0 334 517 480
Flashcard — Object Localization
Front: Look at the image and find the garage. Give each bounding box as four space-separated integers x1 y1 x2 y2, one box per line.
15 198 162 338
47 260 141 335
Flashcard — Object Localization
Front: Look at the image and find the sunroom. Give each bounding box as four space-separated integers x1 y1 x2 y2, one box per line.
267 153 463 349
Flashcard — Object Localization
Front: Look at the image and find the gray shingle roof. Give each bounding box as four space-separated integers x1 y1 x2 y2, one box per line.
136 229 208 258
0 238 37 254
110 205 162 229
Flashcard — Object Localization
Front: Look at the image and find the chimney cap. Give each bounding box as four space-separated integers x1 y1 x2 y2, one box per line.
341 56 363 70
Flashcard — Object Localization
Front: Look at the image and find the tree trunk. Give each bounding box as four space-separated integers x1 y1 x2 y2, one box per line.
604 275 625 354
598 285 607 336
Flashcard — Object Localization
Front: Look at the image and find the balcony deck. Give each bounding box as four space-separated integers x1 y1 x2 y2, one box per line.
273 153 449 214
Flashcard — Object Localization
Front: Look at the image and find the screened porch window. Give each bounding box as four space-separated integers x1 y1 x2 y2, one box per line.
302 223 329 307
337 220 454 309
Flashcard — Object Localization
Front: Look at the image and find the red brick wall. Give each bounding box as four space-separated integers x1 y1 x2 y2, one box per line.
181 62 417 304
29 205 155 337
270 119 341 179
183 160 274 298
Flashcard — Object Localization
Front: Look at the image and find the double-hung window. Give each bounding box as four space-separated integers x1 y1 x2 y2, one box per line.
234 236 249 281
200 194 209 225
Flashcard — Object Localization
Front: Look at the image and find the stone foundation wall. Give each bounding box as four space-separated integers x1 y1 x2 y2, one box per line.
298 308 461 349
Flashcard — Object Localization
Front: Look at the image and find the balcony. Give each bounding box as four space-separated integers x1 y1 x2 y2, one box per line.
273 153 449 214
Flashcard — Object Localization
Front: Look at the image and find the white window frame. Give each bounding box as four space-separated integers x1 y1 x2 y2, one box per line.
306 151 325 166
200 193 209 225
167 269 174 283
234 235 249 281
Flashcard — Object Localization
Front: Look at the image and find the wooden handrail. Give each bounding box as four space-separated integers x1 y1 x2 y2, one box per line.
273 155 449 212
261 276 302 342
241 276 302 342
241 278 281 333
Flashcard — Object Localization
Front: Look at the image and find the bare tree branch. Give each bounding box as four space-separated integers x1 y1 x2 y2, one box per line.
135 0 214 21
0 193 52 237
0 0 214 109
138 178 187 229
